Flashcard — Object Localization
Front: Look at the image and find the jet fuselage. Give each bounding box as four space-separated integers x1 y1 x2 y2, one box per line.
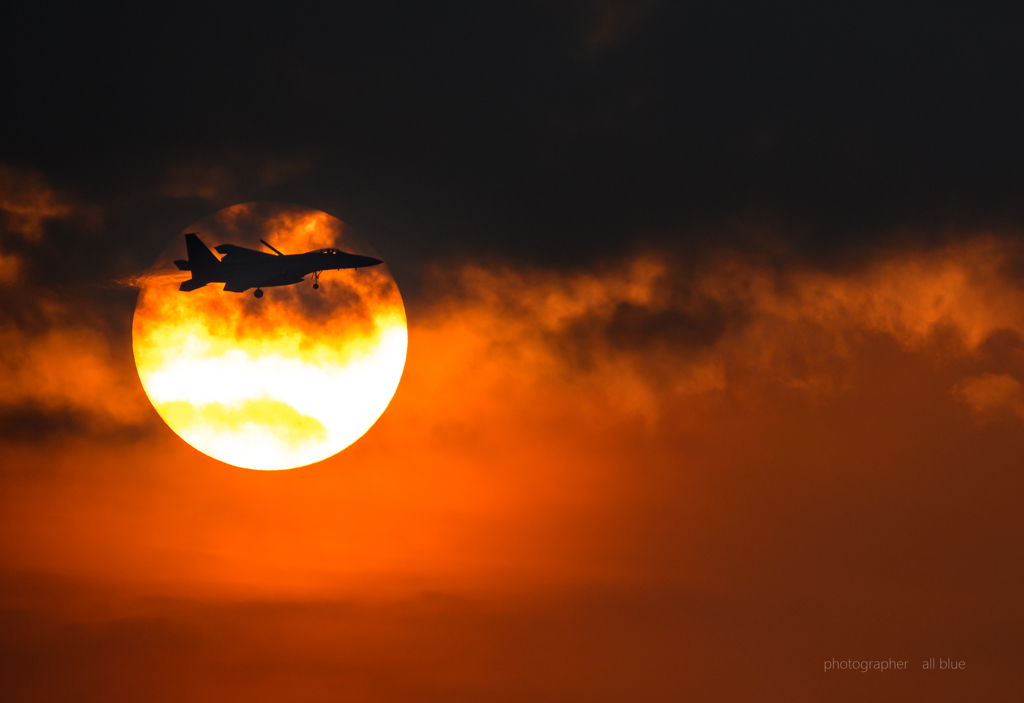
174 233 382 296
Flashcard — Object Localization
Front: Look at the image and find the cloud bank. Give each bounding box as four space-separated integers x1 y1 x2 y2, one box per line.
1 221 1023 700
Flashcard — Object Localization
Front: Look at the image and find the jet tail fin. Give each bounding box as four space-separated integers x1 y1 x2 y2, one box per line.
184 233 221 274
178 233 219 292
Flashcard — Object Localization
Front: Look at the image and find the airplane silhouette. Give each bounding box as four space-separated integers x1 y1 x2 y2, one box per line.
174 233 383 298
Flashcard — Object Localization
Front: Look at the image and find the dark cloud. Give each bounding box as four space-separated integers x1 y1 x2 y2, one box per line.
3 3 1024 270
555 294 734 373
605 299 729 351
0 403 154 444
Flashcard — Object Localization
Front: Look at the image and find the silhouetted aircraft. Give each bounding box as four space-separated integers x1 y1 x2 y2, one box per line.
174 233 383 298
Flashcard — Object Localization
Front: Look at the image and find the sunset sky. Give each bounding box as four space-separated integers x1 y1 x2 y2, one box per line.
2 3 1024 701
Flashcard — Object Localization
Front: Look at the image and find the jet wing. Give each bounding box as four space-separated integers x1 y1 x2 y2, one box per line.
214 244 278 262
223 268 279 292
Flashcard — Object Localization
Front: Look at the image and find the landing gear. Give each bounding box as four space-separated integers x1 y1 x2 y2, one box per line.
254 288 264 298
312 270 322 290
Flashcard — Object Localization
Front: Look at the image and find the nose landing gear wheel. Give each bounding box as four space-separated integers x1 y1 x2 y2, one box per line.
313 283 319 290
312 270 322 290
254 288 264 298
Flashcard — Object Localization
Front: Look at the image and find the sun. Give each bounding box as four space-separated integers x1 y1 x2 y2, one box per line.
132 203 408 470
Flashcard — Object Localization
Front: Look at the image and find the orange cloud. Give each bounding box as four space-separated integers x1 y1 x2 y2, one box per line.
0 323 149 430
408 236 1024 422
0 251 20 283
952 372 1024 421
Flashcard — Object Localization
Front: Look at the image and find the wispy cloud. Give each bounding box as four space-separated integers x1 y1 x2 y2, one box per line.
160 153 313 203
581 0 659 51
0 164 98 242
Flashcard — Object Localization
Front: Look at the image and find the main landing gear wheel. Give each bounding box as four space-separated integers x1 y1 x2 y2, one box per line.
254 288 264 298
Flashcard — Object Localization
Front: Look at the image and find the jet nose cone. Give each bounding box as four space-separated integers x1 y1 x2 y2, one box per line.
363 256 383 267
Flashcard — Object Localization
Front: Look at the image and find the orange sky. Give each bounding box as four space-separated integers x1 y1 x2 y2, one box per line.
2 225 1023 700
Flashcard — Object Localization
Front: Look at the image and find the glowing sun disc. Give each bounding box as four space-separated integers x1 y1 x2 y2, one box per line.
132 203 407 470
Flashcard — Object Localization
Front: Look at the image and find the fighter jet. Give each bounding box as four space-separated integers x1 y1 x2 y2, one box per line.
173 233 383 298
